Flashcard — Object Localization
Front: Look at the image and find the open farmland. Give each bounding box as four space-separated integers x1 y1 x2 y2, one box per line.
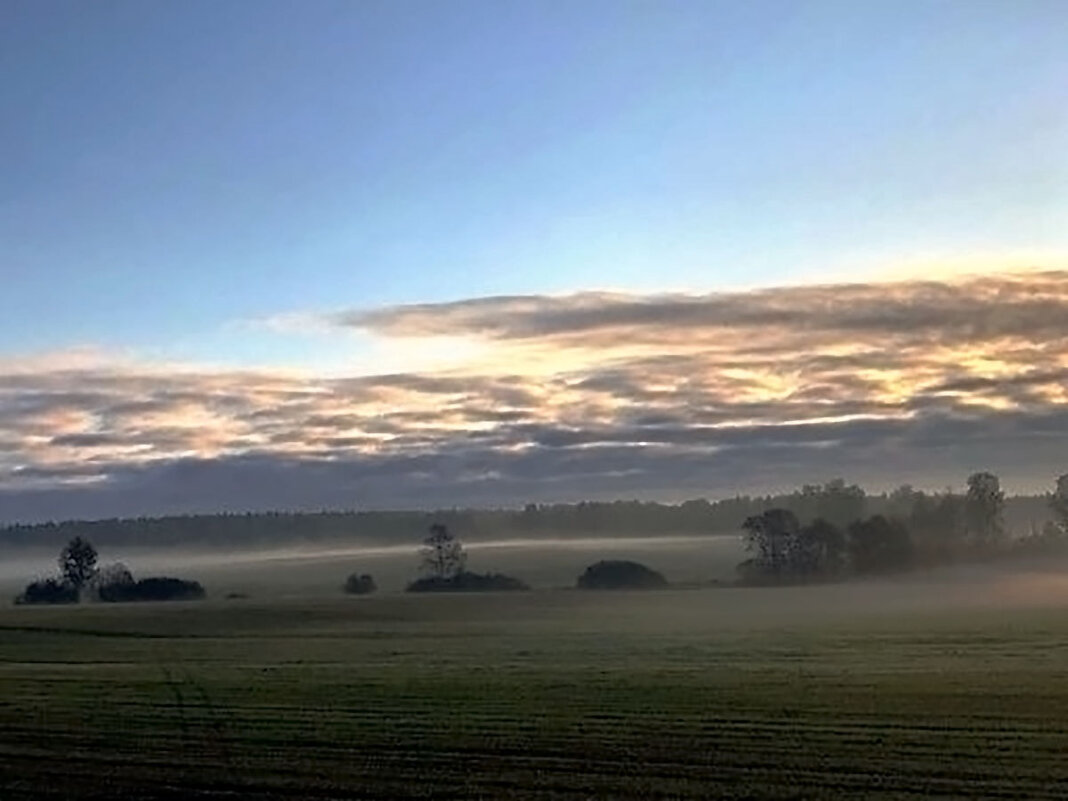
4 582 1068 799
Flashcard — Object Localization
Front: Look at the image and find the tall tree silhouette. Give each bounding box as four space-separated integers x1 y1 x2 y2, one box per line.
742 508 800 580
420 523 466 579
59 536 98 592
965 472 1005 551
1051 473 1068 534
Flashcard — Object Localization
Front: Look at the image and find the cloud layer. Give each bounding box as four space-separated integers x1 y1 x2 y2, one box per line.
3 271 1068 522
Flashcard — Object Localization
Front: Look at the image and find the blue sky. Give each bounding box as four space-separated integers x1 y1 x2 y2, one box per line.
3 0 1065 364
2 1 1068 518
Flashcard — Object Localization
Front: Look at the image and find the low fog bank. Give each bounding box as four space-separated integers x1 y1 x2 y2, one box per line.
7 534 1068 627
0 533 743 598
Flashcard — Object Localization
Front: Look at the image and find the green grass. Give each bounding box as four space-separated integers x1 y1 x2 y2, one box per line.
3 588 1068 799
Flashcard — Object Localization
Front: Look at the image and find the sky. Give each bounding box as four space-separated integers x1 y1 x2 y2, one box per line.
1 0 1067 521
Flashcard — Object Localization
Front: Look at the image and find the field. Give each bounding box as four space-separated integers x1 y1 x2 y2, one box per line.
5 571 1068 799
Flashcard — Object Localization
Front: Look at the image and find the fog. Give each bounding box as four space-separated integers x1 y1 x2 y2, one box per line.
6 533 1068 629
0 533 744 598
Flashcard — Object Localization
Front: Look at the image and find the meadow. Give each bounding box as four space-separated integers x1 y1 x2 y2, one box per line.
4 566 1068 799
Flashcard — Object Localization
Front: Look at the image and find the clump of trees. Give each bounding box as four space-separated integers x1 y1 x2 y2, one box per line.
576 560 668 590
405 523 529 592
15 537 205 605
343 573 377 595
737 471 1029 585
847 515 913 575
17 536 99 605
738 511 848 584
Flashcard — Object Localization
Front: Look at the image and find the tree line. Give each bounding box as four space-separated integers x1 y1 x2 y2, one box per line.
0 481 1059 550
738 472 1068 583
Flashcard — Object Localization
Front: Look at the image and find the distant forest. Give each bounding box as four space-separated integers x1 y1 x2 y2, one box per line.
0 478 1058 551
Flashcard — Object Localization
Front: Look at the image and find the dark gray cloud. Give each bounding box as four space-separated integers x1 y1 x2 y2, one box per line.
2 406 1067 523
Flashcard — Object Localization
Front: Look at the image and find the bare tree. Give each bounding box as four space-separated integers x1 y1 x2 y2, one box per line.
420 523 466 580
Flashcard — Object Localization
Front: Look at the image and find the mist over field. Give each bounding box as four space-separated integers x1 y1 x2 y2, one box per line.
9 527 1068 638
0 533 740 597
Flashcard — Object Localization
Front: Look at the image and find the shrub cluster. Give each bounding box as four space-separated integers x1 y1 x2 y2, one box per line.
98 577 205 603
575 560 668 590
15 578 78 605
343 573 377 595
406 571 530 593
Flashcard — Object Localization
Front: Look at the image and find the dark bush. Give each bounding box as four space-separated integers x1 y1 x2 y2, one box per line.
406 571 529 593
16 578 78 605
343 573 377 595
98 576 206 603
90 562 134 601
576 560 668 590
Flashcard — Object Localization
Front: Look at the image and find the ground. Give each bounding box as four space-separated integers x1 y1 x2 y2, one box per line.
3 583 1068 799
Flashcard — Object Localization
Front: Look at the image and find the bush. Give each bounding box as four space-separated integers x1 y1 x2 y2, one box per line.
343 573 377 595
406 571 530 593
89 562 134 601
576 560 668 590
16 578 78 605
98 577 206 603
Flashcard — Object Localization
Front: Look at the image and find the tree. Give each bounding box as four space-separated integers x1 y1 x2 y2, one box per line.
791 518 846 579
848 515 913 574
59 536 97 593
1051 473 1068 533
741 508 800 580
739 510 845 583
965 472 1005 552
420 523 466 580
909 491 965 564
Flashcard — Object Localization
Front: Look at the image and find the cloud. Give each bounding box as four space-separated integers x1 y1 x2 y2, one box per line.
2 271 1068 522
337 271 1068 344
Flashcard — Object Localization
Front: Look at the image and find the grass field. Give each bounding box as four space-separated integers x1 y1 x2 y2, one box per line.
4 579 1068 799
